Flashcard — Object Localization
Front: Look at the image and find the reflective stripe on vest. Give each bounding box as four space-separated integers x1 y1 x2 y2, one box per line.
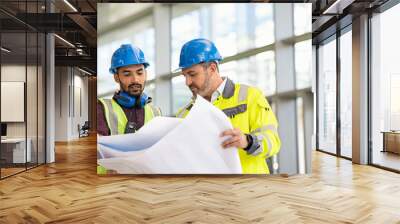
238 84 249 102
99 98 158 135
99 98 126 135
176 101 194 118
145 104 161 123
175 80 281 174
150 104 162 117
250 124 278 158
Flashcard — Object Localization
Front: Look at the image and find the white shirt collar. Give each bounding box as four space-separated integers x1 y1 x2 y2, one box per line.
211 78 227 103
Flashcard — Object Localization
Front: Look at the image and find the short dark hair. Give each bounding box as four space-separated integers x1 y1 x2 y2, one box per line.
201 61 219 73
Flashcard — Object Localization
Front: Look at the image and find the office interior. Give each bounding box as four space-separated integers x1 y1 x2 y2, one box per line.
0 0 97 179
0 0 399 222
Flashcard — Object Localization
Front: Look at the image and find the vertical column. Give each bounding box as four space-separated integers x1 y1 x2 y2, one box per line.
303 93 314 173
153 5 172 115
45 1 55 163
68 67 74 140
352 14 369 164
310 44 318 173
336 30 341 157
46 33 55 162
54 67 80 141
274 4 299 175
82 76 89 125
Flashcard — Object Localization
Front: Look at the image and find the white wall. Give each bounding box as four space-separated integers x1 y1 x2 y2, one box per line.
1 64 46 164
1 65 32 138
54 67 89 141
72 72 89 138
1 65 25 131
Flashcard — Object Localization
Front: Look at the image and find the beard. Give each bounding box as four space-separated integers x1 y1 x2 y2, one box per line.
189 71 212 98
121 82 144 97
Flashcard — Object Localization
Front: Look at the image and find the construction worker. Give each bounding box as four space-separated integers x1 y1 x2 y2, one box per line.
97 44 161 174
176 38 281 174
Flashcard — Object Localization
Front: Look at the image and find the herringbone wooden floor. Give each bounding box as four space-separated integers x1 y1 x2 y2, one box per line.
1 135 399 224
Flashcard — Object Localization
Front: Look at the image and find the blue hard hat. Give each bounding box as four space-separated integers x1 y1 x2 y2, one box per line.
178 38 222 70
109 44 149 74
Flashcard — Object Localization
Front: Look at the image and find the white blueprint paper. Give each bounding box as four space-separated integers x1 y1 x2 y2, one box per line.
97 96 242 174
97 117 181 155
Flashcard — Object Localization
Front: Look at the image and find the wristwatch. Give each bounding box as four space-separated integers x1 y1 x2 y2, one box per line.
125 121 137 134
244 134 253 151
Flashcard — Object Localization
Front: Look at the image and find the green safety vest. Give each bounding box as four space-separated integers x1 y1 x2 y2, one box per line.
97 98 161 174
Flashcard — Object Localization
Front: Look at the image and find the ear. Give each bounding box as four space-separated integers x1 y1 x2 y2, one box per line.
209 62 217 74
113 74 120 83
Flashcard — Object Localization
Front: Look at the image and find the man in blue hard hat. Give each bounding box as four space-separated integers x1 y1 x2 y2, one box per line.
97 44 161 174
97 44 161 136
176 38 281 174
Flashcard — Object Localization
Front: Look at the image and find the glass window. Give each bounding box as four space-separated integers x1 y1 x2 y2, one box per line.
145 83 156 105
219 60 238 82
256 51 276 96
213 4 237 57
294 3 312 36
318 37 337 154
219 51 275 96
371 3 400 171
97 42 123 97
340 29 352 158
295 40 312 89
254 4 274 48
391 75 400 129
172 76 192 115
133 28 155 80
294 4 312 90
171 6 201 71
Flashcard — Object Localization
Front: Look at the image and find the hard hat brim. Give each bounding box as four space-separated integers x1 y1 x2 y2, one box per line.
109 62 150 74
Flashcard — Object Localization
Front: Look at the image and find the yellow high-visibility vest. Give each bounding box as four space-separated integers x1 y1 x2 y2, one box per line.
176 78 281 174
98 98 161 135
97 98 161 174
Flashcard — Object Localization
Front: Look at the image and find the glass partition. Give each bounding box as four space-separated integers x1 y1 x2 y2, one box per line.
317 36 337 155
0 1 46 179
339 28 352 158
371 3 400 171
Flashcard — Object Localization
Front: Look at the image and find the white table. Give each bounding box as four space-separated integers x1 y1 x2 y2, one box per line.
1 138 32 163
